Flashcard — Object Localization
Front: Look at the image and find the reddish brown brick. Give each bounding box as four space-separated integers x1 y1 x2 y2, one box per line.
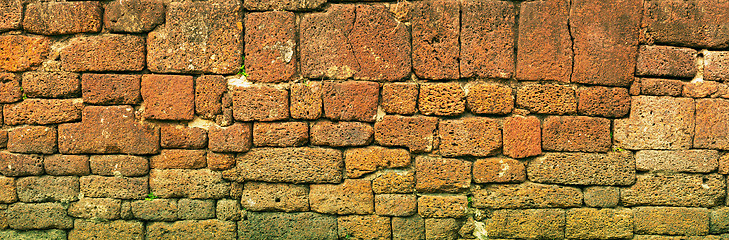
375 115 438 152
643 0 729 48
290 82 322 120
150 169 228 199
527 152 636 185
299 5 359 80
516 0 572 82
4 99 82 125
636 150 719 173
381 83 418 115
310 179 373 215
23 2 102 35
58 106 160 155
473 158 526 183
80 176 148 199
61 34 145 72
241 182 309 212
322 81 379 122
566 208 633 239
16 176 80 203
683 80 720 98
345 146 410 178
372 171 415 194
473 182 582 209
0 35 49 72
208 123 252 153
0 0 22 32
21 72 80 98
516 84 576 114
82 74 141 105
415 156 471 193
637 45 697 78
634 207 709 236
244 0 325 10
338 215 391 240
6 203 73 230
0 73 21 103
90 155 148 177
461 0 516 79
614 96 695 150
695 98 729 149
577 87 631 118
207 152 235 171
418 195 467 218
8 126 56 154
375 194 416 217
542 116 611 152
161 125 207 149
104 0 165 33
503 116 541 159
232 85 289 121
151 150 206 169
311 121 373 147
584 186 620 208
466 83 513 115
147 2 242 74
705 51 729 82
622 173 725 207
439 117 501 157
223 147 342 184
245 11 296 83
484 209 566 239
195 75 226 119
0 176 17 203
253 122 308 147
44 155 89 176
640 78 684 96
418 82 465 116
141 74 194 120
0 152 43 177
411 0 459 79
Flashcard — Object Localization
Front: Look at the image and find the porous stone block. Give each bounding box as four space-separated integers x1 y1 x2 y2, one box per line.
104 0 165 33
150 150 206 169
195 75 226 119
705 51 729 82
502 115 541 158
466 83 513 115
23 2 102 35
161 125 207 149
516 84 577 114
439 117 501 157
695 98 729 150
61 35 145 72
643 0 729 48
141 74 195 120
244 0 325 10
615 96 694 150
245 11 296 82
375 194 416 217
576 86 631 118
15 176 79 203
147 220 236 240
583 186 620 208
0 73 21 103
473 158 526 183
0 152 43 177
484 209 566 239
565 208 633 239
634 207 709 236
393 216 425 240
68 198 122 220
473 182 582 209
208 123 252 153
7 203 73 230
238 212 337 240
241 182 309 212
4 99 82 125
80 176 148 200
417 195 467 218
516 0 572 82
375 115 438 152
344 146 410 178
460 0 515 79
290 82 322 120
322 81 379 122
621 173 725 207
177 199 215 220
381 83 418 115
411 0 460 79
207 152 235 171
0 0 22 32
8 126 57 154
542 116 612 152
0 230 66 240
69 220 144 240
21 72 80 98
0 35 49 72
636 45 697 78
222 147 342 184
418 82 465 116
0 177 17 204
81 74 141 105
310 179 373 215
338 215 391 240
636 150 719 173
372 171 415 194
150 169 229 199
232 85 289 121
311 121 373 147
253 122 308 147
415 156 471 193
216 199 240 221
640 78 685 96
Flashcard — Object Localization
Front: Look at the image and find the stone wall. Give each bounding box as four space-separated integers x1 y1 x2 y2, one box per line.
1 0 729 239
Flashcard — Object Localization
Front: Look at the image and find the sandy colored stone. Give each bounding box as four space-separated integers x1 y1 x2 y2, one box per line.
68 198 122 220
131 199 178 221
640 78 684 96
705 51 729 82
460 0 515 79
7 203 73 230
239 212 337 240
527 152 636 185
614 96 695 150
147 220 236 240
622 173 725 207
473 182 582 209
245 11 296 82
69 220 143 240
0 177 17 204
516 0 572 82
61 35 145 72
695 98 729 150
411 0 459 79
466 83 513 115
0 35 49 72
149 169 229 199
375 194 416 217
310 179 373 215
542 116 612 152
222 147 342 184
583 186 620 208
636 150 719 173
683 80 720 98
207 152 235 171
290 82 322 120
643 0 729 48
216 199 240 221
566 208 633 239
516 84 576 114
0 0 22 32
502 115 541 159
375 115 438 152
232 85 289 121
15 176 79 203
576 86 632 118
381 83 418 115
634 207 709 236
241 182 309 212
417 195 467 218
80 176 148 200
81 74 141 105
4 99 82 125
21 71 80 98
179 199 216 220
322 81 379 122
311 121 373 147
0 230 66 239
415 156 471 193
244 0 325 10
344 146 410 178
372 171 415 194
393 216 425 240
473 158 526 183
485 209 566 239
418 82 465 116
439 117 501 157
23 2 102 35
104 0 165 33
8 126 57 154
338 215 391 240
253 122 308 147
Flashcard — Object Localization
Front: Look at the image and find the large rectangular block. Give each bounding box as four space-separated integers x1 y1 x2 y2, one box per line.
7 203 73 230
622 173 725 207
141 74 194 120
415 156 471 193
566 208 633 239
460 0 515 79
22 2 102 35
0 35 49 72
4 99 82 125
614 96 695 150
473 182 582 209
527 152 635 185
375 115 438 153
485 209 566 239
503 116 541 158
634 207 709 236
636 45 697 78
232 85 289 121
241 182 309 212
147 220 236 240
150 169 229 199
636 150 719 173
81 74 141 105
21 72 80 99
516 0 572 82
61 35 145 72
322 81 379 122
80 176 148 200
643 0 729 48
222 147 342 184
516 84 577 114
438 117 501 157
244 11 296 83
542 116 611 152
16 176 79 203
0 152 43 177
69 220 144 240
411 0 460 80
0 0 22 32
695 98 729 150
310 179 373 215
239 212 337 240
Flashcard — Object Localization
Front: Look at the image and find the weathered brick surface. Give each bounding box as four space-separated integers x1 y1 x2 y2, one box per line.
565 208 633 239
43 155 89 176
0 73 22 103
311 121 373 147
418 82 466 116
150 169 228 199
322 81 379 122
195 75 226 119
711 207 729 234
721 154 729 175
636 150 719 173
0 0 22 32
59 106 160 155
516 0 572 82
223 147 342 184
16 176 79 203
69 220 144 240
393 216 425 240
584 186 620 208
375 194 416 217
0 35 49 72
636 45 697 78
208 123 252 153
473 158 526 183
621 173 725 207
0 177 17 204
614 96 695 150
439 117 501 157
68 198 122 220
147 2 242 74
577 87 631 118
338 215 391 240
8 126 57 154
290 82 322 120
461 0 515 79
0 152 43 177
161 125 207 149
634 207 709 236
131 199 178 221
23 2 102 35
150 150 206 169
417 195 467 218
81 74 141 105
502 115 541 159
375 115 438 152
244 0 325 10
695 98 729 150
239 212 337 240
425 218 459 240
485 209 566 239
232 85 289 121
245 11 296 83
705 51 729 82
473 182 582 209
253 122 308 147
415 156 471 193
104 0 165 33
684 80 721 98
643 0 729 48
147 220 236 240
7 203 73 230
4 99 82 125
466 83 513 115
310 179 373 215
207 152 235 171
516 84 577 114
241 182 309 212
372 171 415 194
0 229 66 239
80 176 148 199
640 78 685 96
542 116 612 152
345 146 409 178
216 199 240 221
61 35 145 72
381 83 418 115
141 74 194 120
21 72 80 98
411 0 459 79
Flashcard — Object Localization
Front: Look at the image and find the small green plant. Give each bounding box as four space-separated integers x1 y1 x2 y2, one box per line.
237 57 248 77
145 192 157 201
303 79 310 87
19 86 26 100
612 146 626 152
467 196 473 208
344 234 352 240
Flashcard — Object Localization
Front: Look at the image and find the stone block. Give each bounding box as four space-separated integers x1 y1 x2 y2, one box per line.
241 182 309 212
502 115 541 159
375 115 439 152
141 74 194 120
634 207 709 235
393 216 425 240
640 78 685 96
244 0 325 10
425 218 460 240
565 208 633 239
147 220 236 240
614 96 695 150
417 195 467 218
344 146 410 178
695 98 729 149
216 199 240 221
473 158 526 183
0 35 49 72
439 117 501 157
81 74 141 105
208 123 252 153
61 34 145 72
68 198 122 220
130 199 178 221
161 125 207 149
104 0 165 33
0 73 21 103
0 177 17 204
516 84 576 114
338 215 391 240
310 179 373 215
643 0 729 48
232 85 289 121
418 82 465 116
222 147 342 184
253 122 308 147
684 80 721 98
711 207 729 234
381 83 418 115
207 152 235 171
415 156 471 193
245 11 296 82
150 149 206 169
0 152 43 177
542 116 612 152
7 203 73 230
195 75 226 119
311 121 373 147
4 99 82 125
461 0 515 79
0 229 66 239
473 182 582 209
8 126 57 154
583 186 620 208
527 152 635 185
705 51 729 82
485 209 566 239
21 71 80 98
80 176 148 199
16 176 79 203
636 45 697 78
372 171 415 194
89 155 148 177
622 173 725 207
322 81 379 122
239 212 337 240
150 169 229 199
23 2 102 35
576 86 631 118
466 83 513 115
177 199 215 220
411 0 460 79
69 220 143 240
290 82 322 120
0 0 22 32
636 150 719 173
375 194 416 217
516 0 572 82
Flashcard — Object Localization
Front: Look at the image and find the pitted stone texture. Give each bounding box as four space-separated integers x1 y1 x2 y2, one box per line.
245 11 296 83
232 85 289 121
622 173 725 207
584 186 620 208
634 207 709 236
322 81 379 122
90 155 148 177
241 182 309 212
147 220 237 240
425 218 460 240
643 0 729 48
244 0 325 10
4 99 82 125
0 230 66 240
411 0 459 80
16 176 79 203
82 74 141 105
223 147 343 184
516 0 572 82
566 208 633 239
161 125 207 149
571 0 641 86
310 179 373 215
7 203 73 230
311 121 373 147
59 105 160 155
636 45 697 78
207 152 235 171
375 115 438 153
542 116 612 152
0 35 50 72
80 176 148 199
0 73 21 103
23 2 102 35
473 158 526 183
484 209 566 239
290 82 322 120
68 198 122 220
372 171 415 194
21 72 80 98
381 83 418 115
150 169 229 199
684 80 721 98
614 96 694 150
148 2 242 74
415 156 471 193
253 122 308 147
150 150 206 169
577 87 632 118
61 35 145 72
393 216 424 240
439 117 501 157
131 199 178 221
239 212 337 240
417 195 467 218
69 220 144 240
208 123 252 153
636 150 719 173
0 177 17 203
516 84 576 114
461 0 515 79
8 126 57 154
473 182 582 209
418 82 465 116
503 116 541 159
104 0 165 33
375 194 416 217
195 75 226 119
345 146 410 178
300 5 411 81
0 152 43 177
640 78 685 96
338 215 391 240
711 207 729 234
695 98 729 150
527 152 636 185
141 74 194 120
216 199 240 221
466 83 513 115
705 51 729 82
0 0 22 32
